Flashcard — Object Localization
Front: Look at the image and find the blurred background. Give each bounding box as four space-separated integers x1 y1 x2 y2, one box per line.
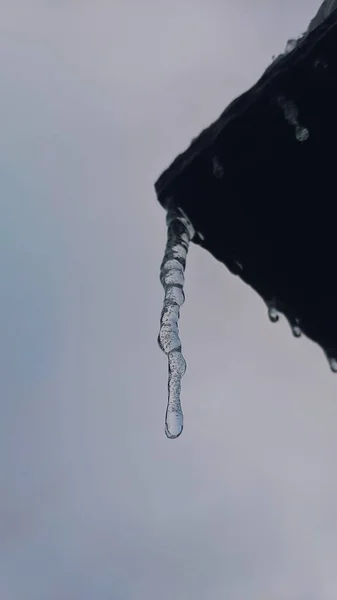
1 1 336 598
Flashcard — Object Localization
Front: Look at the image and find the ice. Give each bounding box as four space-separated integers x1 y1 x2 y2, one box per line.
267 300 279 323
291 318 302 338
285 316 302 337
277 96 309 142
158 206 195 439
295 126 309 142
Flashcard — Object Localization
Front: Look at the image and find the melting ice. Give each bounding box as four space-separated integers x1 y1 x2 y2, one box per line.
158 206 195 439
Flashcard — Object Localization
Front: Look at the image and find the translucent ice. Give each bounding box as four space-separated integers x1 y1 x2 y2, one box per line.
285 315 302 337
292 318 302 338
267 300 279 323
284 38 298 55
158 206 195 439
277 96 309 142
295 126 309 142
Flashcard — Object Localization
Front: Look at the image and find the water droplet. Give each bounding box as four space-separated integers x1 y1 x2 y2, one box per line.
283 101 298 124
158 207 194 439
295 126 309 142
292 318 302 337
268 306 279 323
277 96 309 142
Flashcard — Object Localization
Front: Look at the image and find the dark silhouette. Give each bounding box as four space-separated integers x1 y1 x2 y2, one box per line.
155 2 337 369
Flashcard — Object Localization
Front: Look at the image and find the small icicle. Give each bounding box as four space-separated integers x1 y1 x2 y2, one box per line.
329 358 337 373
323 349 337 373
212 155 224 179
267 299 279 323
277 95 309 142
268 307 279 323
292 317 302 338
284 38 298 55
158 205 195 439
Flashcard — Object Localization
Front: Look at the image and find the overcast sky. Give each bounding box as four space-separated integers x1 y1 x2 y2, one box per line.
1 1 337 599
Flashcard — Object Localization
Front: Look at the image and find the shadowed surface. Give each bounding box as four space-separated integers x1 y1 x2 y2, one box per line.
155 4 337 368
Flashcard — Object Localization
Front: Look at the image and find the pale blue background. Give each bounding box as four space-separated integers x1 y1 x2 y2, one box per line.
1 2 337 598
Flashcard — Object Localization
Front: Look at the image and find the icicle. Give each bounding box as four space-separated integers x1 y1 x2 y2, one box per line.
277 96 309 142
295 126 309 142
212 155 224 179
267 299 279 323
158 205 195 439
286 316 302 337
291 317 302 338
268 306 279 323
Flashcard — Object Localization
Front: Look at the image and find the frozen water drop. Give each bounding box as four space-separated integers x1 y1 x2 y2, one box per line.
329 358 337 373
284 38 297 54
295 126 309 142
277 96 309 142
158 206 194 439
284 101 298 123
165 414 183 439
268 303 279 323
269 308 279 323
292 325 302 338
165 401 183 439
292 318 302 338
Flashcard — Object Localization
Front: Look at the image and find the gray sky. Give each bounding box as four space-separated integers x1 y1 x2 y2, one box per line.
1 1 337 598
